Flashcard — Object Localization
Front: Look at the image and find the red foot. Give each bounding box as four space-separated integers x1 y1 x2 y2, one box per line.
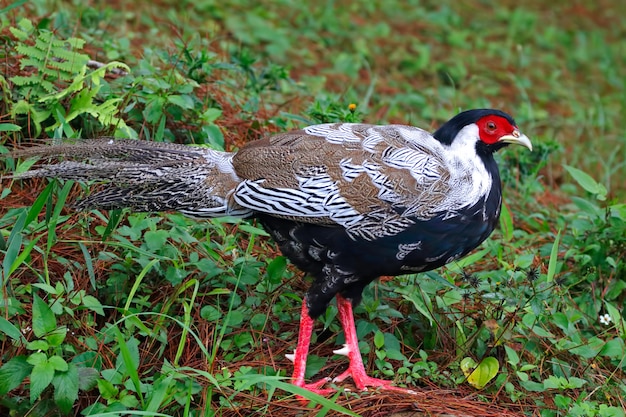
332 296 415 395
332 368 394 390
294 377 335 396
289 296 416 401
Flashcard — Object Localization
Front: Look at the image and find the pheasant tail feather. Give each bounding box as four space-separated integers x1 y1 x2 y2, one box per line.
10 139 251 218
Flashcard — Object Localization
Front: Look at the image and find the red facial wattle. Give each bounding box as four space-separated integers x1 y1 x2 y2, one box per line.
476 115 518 145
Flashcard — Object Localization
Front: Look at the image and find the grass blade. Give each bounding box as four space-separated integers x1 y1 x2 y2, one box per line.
78 242 96 290
112 326 144 407
546 229 561 283
123 258 159 315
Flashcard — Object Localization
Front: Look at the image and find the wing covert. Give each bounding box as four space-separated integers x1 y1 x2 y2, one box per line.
231 123 454 240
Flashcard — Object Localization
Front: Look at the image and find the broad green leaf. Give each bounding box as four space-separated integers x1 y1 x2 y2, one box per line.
563 164 607 200
27 352 48 366
542 375 565 389
603 301 626 336
26 340 50 351
52 364 79 414
77 367 100 391
504 344 520 367
303 354 327 380
48 355 69 372
598 405 625 417
32 294 56 338
569 337 604 358
564 377 587 389
201 107 222 123
374 330 384 349
519 379 545 392
203 124 226 150
97 378 118 400
383 332 405 360
0 356 33 396
401 291 434 325
144 229 169 251
0 316 24 341
531 325 555 338
439 289 463 307
200 304 221 321
82 295 105 315
0 123 21 131
30 359 55 402
144 97 165 124
543 375 587 389
167 94 195 109
120 393 140 407
461 356 499 389
266 256 287 283
32 283 58 295
571 196 602 217
516 371 529 381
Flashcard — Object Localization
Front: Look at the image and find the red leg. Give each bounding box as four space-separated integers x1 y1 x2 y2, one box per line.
286 299 334 395
288 296 414 397
330 294 397 390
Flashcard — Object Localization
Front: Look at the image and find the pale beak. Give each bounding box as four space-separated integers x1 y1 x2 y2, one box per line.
498 129 532 151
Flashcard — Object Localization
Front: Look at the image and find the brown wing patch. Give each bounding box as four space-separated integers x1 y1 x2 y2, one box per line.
336 172 381 214
233 132 345 188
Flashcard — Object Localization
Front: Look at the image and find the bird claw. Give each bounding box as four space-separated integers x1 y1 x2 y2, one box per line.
285 351 296 363
332 344 350 356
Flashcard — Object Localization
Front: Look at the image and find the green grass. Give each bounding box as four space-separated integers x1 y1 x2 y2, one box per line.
1 1 625 416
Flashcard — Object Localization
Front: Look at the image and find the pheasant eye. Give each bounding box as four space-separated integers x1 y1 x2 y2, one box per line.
486 122 497 131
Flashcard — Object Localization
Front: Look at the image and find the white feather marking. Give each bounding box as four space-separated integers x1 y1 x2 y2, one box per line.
396 242 422 260
339 158 365 181
361 130 385 151
401 264 426 272
202 150 236 174
304 124 361 144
